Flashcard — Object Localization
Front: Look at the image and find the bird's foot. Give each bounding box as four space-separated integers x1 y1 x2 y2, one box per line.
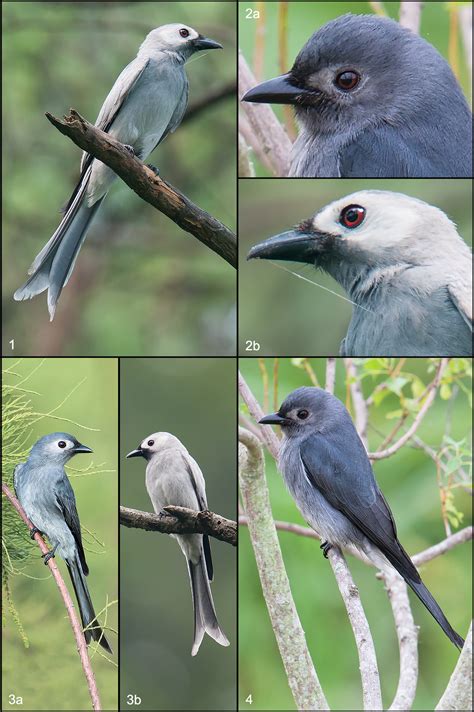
42 545 58 565
147 163 160 176
29 527 42 540
123 144 136 156
320 541 332 559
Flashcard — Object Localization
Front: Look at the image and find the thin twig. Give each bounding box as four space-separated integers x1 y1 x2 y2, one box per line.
238 52 292 176
2 483 102 711
119 505 236 546
369 359 449 460
239 428 328 710
238 133 255 177
45 109 237 267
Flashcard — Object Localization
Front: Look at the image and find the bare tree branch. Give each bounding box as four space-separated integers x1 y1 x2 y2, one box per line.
345 358 368 446
327 546 383 710
239 428 329 710
2 483 103 711
45 109 237 267
369 358 449 460
238 370 281 459
435 622 472 710
238 52 292 176
325 357 336 394
399 1 422 34
412 526 473 567
384 570 419 711
119 505 236 546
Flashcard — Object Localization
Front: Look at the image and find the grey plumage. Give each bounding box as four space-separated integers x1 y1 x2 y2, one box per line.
247 190 473 356
242 13 472 178
126 432 229 656
259 387 465 650
14 23 222 320
13 432 112 653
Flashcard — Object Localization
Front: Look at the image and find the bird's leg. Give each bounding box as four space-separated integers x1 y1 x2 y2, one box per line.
42 544 59 565
29 526 42 540
146 163 160 176
320 541 332 559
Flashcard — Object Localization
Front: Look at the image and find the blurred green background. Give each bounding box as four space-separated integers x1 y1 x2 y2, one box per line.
120 358 236 710
239 357 472 711
2 358 118 711
239 1 472 176
3 2 236 357
238 179 473 355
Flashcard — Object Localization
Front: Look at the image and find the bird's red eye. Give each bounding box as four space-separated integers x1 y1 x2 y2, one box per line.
340 205 366 229
179 28 190 38
335 71 360 91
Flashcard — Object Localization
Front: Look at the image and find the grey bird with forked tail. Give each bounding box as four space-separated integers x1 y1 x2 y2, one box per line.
14 23 222 320
127 431 229 656
260 387 465 651
14 432 112 653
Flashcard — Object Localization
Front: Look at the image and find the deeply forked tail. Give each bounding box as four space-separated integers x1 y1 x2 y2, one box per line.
67 556 113 654
187 551 230 656
13 165 104 321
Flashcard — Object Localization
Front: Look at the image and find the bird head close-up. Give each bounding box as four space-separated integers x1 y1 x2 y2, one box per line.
126 431 181 460
139 23 222 61
259 386 345 436
29 432 93 463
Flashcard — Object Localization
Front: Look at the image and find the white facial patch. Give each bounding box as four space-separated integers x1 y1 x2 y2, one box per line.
152 23 199 47
140 431 182 454
311 190 446 256
45 438 75 455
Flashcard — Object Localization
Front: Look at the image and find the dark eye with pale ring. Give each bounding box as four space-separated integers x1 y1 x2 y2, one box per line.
340 204 366 229
147 440 154 447
58 441 67 448
297 409 309 420
179 28 190 38
335 70 360 91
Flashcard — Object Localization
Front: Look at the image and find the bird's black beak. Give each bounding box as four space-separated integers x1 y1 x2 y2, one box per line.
259 412 287 425
194 35 222 51
74 442 93 454
248 228 320 264
242 73 309 104
126 446 145 459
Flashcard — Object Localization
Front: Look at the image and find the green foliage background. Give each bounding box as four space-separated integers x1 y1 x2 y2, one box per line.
2 358 118 711
238 179 472 355
120 358 236 710
239 357 472 711
239 1 472 176
2 2 236 357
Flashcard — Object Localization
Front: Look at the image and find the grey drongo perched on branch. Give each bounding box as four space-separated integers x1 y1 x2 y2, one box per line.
260 387 465 650
242 13 472 178
248 190 473 357
14 24 222 320
13 433 112 653
127 432 229 656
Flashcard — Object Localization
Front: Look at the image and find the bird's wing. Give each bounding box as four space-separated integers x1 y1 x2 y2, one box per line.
299 432 420 581
150 77 189 154
13 463 25 496
179 453 213 580
79 56 151 173
447 283 473 328
54 479 89 575
339 124 428 178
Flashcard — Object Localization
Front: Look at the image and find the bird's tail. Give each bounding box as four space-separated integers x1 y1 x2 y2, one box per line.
67 557 113 654
405 577 464 650
187 554 229 656
13 165 104 321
